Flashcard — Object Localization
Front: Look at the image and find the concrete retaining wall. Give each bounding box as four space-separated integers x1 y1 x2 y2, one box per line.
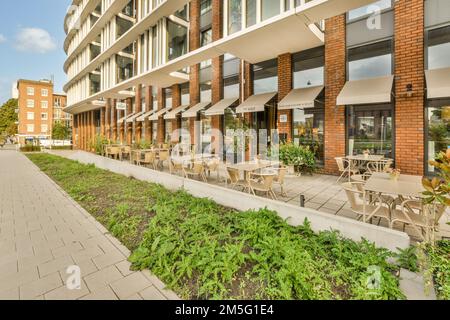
57 150 411 252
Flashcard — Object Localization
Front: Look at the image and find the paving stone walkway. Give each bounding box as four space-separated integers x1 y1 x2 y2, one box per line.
0 150 179 300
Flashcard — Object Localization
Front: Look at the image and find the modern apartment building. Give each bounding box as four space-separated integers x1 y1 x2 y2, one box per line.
16 79 71 145
64 0 450 176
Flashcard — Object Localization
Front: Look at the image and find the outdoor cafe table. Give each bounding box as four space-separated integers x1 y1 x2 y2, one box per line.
362 172 424 223
227 160 280 181
345 154 389 177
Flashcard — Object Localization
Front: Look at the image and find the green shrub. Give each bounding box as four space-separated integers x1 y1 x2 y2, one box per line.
20 144 41 152
51 145 73 150
279 143 316 174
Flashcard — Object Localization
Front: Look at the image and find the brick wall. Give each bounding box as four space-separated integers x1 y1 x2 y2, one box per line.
324 15 347 175
144 86 152 142
126 98 133 145
277 53 293 141
157 88 166 144
189 0 201 147
112 99 118 142
394 0 425 175
105 99 111 140
135 84 142 143
172 84 181 143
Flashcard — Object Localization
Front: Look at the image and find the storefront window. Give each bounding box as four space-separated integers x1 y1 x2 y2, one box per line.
228 0 242 35
293 108 324 165
427 25 450 70
253 58 278 94
426 104 450 174
348 40 392 81
346 105 393 158
167 19 188 61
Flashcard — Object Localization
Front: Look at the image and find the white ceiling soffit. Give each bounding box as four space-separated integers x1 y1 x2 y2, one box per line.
425 67 450 99
337 75 394 106
278 86 324 110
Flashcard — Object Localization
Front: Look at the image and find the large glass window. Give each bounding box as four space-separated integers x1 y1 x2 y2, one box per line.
228 0 242 35
224 75 240 99
348 40 393 81
426 102 450 174
293 47 324 88
253 58 278 94
347 105 393 158
116 55 134 83
167 20 187 61
116 16 133 39
293 108 325 165
348 0 392 21
427 25 450 70
261 0 280 21
246 0 257 27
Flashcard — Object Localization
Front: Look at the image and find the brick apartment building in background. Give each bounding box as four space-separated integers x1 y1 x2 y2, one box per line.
63 0 450 176
16 79 71 145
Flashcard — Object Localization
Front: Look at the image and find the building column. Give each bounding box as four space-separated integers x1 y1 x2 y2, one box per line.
171 84 181 143
135 84 143 143
157 88 166 144
112 99 118 142
82 112 87 150
73 114 78 149
189 0 201 149
324 15 347 175
394 0 425 175
241 61 253 161
126 98 133 145
100 107 105 137
277 53 293 142
145 86 153 142
105 99 111 140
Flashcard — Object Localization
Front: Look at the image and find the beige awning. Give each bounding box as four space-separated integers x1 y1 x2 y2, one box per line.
182 102 211 118
337 75 394 105
205 98 239 116
236 92 277 113
149 107 170 121
163 105 189 120
126 111 145 123
136 110 156 122
426 67 450 99
278 86 324 110
117 112 135 123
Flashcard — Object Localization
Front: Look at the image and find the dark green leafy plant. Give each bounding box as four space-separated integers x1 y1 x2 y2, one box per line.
395 246 419 272
279 143 316 174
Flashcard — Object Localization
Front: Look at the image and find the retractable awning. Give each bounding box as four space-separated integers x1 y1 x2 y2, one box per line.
149 107 170 121
278 86 324 110
236 92 277 113
163 105 190 120
182 102 211 118
337 75 394 106
426 67 450 99
117 112 135 123
205 98 239 116
136 110 156 122
126 111 145 123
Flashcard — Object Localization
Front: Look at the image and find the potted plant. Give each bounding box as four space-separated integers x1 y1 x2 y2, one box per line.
279 143 316 175
388 168 401 181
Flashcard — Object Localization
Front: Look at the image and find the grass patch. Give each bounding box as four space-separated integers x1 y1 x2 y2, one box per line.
28 153 405 300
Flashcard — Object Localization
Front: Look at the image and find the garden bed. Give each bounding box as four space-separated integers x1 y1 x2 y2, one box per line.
27 153 407 300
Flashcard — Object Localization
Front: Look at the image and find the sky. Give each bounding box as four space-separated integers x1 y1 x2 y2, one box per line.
0 0 72 104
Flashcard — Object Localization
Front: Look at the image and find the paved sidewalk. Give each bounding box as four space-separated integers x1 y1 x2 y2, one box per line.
0 150 179 300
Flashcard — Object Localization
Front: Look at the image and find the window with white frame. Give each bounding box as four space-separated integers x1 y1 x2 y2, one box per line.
41 113 48 120
41 100 48 109
41 124 48 133
27 99 35 108
26 124 34 133
27 112 34 120
41 89 48 97
27 87 34 96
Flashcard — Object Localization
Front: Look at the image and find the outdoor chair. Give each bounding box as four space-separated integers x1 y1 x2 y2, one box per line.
106 146 121 160
226 167 248 192
169 158 184 176
158 150 170 170
130 150 141 165
367 159 393 174
335 157 359 183
204 157 221 181
183 162 207 183
390 200 446 241
140 151 157 170
341 182 392 225
248 172 277 200
272 166 287 197
120 146 131 161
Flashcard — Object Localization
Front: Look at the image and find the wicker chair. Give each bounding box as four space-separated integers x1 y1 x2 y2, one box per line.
226 168 248 191
248 172 277 200
335 157 359 183
140 151 157 170
184 162 207 182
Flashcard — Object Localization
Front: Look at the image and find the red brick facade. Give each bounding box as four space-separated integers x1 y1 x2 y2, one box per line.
324 15 347 174
394 0 425 175
277 53 293 142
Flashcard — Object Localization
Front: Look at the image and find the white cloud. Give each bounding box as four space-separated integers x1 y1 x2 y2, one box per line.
0 34 6 43
14 28 56 54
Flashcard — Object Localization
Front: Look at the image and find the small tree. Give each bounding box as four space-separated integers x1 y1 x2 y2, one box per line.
52 122 69 140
